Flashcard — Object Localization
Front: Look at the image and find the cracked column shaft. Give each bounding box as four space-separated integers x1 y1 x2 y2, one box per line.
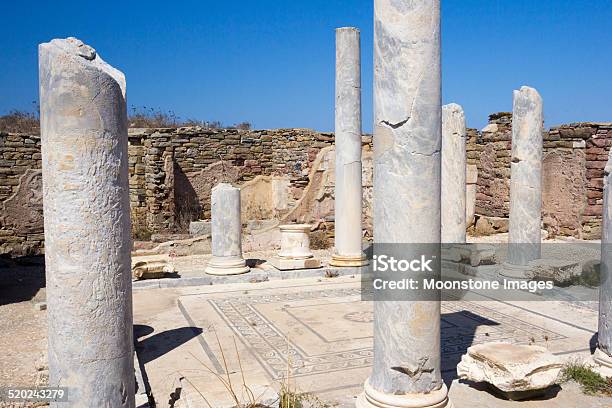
441 103 467 244
595 151 612 367
331 27 367 267
357 1 450 407
505 86 543 274
39 37 135 407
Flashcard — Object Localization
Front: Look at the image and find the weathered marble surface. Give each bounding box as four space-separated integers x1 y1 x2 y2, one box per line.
507 86 543 267
457 343 562 400
596 149 612 367
205 183 249 275
441 103 467 244
277 224 314 259
359 1 449 407
331 27 366 267
39 37 135 407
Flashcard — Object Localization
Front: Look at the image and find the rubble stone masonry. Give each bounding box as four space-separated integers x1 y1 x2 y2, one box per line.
468 113 612 239
1 115 611 256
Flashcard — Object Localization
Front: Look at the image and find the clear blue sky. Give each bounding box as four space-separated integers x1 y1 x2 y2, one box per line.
1 0 610 132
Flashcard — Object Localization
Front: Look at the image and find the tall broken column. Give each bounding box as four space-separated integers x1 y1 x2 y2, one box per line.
502 86 543 278
331 27 367 267
441 103 467 244
595 151 612 367
205 183 249 275
39 37 135 407
357 1 450 407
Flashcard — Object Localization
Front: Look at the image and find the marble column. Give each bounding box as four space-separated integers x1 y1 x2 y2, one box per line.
595 151 612 367
39 37 134 407
205 183 249 275
358 1 450 407
331 27 367 267
503 86 543 277
441 103 467 244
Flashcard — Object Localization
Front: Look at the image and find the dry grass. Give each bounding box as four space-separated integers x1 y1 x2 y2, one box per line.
0 109 39 133
182 332 330 407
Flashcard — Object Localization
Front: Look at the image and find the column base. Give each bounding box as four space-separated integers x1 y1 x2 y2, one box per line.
330 253 369 267
205 256 250 276
499 262 531 279
593 348 612 368
268 256 321 271
356 381 452 408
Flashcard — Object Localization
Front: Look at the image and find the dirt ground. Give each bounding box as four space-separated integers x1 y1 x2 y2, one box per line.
0 257 47 389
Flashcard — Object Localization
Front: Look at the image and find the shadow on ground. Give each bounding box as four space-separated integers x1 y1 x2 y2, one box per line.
441 309 500 385
0 255 45 306
135 324 204 365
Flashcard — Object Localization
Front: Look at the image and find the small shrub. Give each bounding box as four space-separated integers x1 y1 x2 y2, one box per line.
561 361 612 396
309 231 330 250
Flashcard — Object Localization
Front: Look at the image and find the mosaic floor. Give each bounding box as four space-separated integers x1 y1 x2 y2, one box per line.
134 276 601 407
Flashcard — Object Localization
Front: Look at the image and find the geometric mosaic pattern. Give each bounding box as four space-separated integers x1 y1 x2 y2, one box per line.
210 288 566 379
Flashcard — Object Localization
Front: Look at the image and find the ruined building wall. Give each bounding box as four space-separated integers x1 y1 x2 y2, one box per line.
0 134 44 256
0 128 340 255
2 117 612 256
468 113 612 239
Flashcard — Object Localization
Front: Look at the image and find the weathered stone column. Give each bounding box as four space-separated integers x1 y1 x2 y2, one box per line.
465 165 478 228
331 27 367 267
39 37 134 407
595 151 612 367
205 183 249 275
441 103 467 244
503 86 543 277
358 1 450 407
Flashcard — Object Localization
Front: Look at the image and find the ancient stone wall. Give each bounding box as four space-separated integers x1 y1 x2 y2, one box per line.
0 128 343 255
468 113 612 238
2 117 611 256
126 127 338 237
0 133 44 255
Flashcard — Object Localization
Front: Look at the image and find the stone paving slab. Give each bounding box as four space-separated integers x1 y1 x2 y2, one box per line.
133 276 612 407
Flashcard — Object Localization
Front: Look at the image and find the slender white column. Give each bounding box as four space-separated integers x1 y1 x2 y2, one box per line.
205 183 249 275
39 37 135 407
503 86 543 277
595 151 612 367
358 1 450 407
441 103 467 244
331 27 367 267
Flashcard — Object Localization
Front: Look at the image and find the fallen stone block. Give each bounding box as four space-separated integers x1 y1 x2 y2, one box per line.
442 244 496 266
474 216 509 236
189 220 211 236
457 342 563 400
132 260 176 280
527 258 582 285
